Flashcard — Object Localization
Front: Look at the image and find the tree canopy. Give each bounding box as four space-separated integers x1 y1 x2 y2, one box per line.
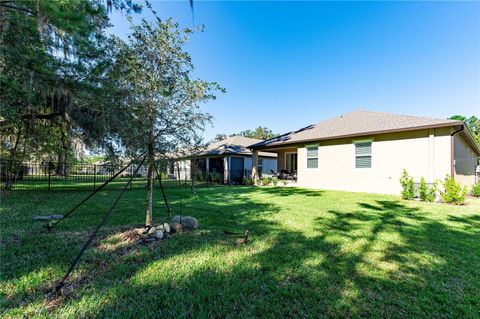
211 126 277 143
237 126 277 140
104 18 223 224
0 0 121 165
449 115 480 145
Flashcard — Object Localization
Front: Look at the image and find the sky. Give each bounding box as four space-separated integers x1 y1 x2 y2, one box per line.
108 1 480 141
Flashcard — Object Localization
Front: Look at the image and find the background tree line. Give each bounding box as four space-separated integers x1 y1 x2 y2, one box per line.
213 126 277 142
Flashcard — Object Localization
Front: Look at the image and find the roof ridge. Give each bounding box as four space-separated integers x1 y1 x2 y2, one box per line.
346 108 460 123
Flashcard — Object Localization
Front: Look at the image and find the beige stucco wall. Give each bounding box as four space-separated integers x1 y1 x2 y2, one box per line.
295 128 452 195
454 134 478 188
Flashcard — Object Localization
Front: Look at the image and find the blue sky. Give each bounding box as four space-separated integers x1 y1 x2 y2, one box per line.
108 1 480 141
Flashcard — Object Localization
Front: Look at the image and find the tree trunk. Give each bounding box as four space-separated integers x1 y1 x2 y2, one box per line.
56 120 69 177
5 124 22 189
145 142 154 226
56 151 65 176
191 163 196 194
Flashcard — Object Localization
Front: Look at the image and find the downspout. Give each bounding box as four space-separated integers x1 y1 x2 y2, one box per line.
450 125 464 178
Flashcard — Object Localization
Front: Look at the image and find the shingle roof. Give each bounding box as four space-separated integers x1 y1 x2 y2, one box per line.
194 135 277 157
250 109 464 149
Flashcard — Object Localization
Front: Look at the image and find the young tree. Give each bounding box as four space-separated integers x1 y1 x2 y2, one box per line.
108 18 223 226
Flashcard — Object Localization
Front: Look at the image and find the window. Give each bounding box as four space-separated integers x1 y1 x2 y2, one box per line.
306 145 318 169
258 159 264 174
355 141 372 169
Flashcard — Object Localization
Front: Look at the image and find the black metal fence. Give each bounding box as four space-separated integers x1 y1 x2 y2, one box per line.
0 159 220 191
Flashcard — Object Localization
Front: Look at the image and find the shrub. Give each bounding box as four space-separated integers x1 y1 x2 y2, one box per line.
194 172 204 182
243 177 253 186
439 175 467 205
282 180 287 186
261 177 270 186
272 177 278 186
209 172 222 183
399 169 415 200
471 183 480 197
418 177 437 202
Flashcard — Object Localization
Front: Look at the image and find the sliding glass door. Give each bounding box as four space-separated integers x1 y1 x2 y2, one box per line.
285 153 297 173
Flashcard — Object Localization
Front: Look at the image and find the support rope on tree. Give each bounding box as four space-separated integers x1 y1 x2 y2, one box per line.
153 162 171 216
54 154 148 296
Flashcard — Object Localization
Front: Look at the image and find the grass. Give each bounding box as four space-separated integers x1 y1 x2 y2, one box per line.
1 186 479 318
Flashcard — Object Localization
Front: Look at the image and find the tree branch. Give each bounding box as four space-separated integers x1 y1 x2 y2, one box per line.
0 3 37 16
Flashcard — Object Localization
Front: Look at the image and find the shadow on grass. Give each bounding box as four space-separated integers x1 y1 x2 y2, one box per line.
252 186 324 197
0 186 283 312
86 200 480 317
2 192 479 317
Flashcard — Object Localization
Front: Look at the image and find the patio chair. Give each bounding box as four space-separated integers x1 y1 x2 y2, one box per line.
279 169 289 180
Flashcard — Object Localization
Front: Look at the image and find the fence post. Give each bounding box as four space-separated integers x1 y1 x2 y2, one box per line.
48 166 51 191
93 164 96 191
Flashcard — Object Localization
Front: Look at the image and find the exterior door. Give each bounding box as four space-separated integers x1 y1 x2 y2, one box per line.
230 157 244 184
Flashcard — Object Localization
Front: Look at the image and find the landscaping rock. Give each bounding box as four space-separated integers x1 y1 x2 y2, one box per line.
33 214 63 221
147 227 157 235
136 228 148 235
171 216 198 231
171 222 182 233
163 223 171 233
154 230 164 239
144 237 156 243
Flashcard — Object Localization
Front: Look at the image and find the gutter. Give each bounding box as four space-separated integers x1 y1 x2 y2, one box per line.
450 125 464 178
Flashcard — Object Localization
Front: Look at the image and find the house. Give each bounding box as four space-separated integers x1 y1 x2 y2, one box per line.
249 109 480 195
178 136 277 184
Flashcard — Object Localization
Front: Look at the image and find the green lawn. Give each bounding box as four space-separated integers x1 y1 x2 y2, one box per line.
1 187 479 318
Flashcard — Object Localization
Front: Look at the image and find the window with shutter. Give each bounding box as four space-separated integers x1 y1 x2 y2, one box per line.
306 145 319 169
355 141 372 169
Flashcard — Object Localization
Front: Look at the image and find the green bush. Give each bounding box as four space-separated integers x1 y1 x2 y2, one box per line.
418 177 437 202
472 182 480 197
439 175 467 205
261 177 270 186
282 180 287 186
209 172 222 183
272 177 278 186
243 177 253 186
400 169 415 200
